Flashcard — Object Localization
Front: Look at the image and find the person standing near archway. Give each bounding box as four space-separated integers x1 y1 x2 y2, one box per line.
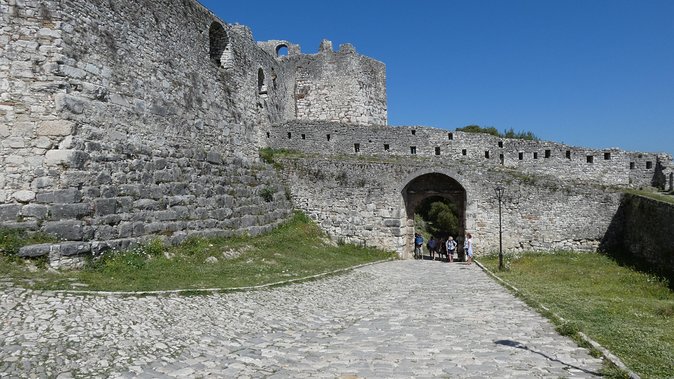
465 233 474 264
446 236 457 262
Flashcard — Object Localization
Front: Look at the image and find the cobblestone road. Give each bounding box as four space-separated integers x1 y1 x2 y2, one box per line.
0 260 603 378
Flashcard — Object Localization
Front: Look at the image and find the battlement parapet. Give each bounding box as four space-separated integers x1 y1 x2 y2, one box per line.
267 121 672 189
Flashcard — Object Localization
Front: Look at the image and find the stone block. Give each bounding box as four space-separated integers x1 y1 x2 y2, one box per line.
44 149 89 168
50 203 93 219
36 120 74 136
18 243 52 258
0 204 21 221
94 198 117 216
36 188 81 204
20 204 49 219
55 93 85 114
43 220 84 240
59 241 91 256
12 190 35 202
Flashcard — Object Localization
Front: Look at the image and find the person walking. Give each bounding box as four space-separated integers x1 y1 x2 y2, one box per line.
414 233 424 259
445 236 457 263
428 236 437 260
465 233 474 264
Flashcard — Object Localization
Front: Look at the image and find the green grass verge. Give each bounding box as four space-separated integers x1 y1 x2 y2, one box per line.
0 212 396 292
625 189 674 205
480 252 674 379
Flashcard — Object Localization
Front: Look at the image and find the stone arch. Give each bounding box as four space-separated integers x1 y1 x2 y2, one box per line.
275 44 289 57
400 169 468 259
209 22 229 67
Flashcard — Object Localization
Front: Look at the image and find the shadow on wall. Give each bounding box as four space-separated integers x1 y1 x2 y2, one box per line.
599 194 674 289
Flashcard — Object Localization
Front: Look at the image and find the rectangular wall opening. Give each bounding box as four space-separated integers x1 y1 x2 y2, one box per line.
301 134 306 140
646 161 653 169
630 162 635 169
326 134 331 141
566 150 571 159
533 152 538 159
384 144 390 151
287 132 291 139
518 152 523 160
435 147 441 155
410 146 417 155
604 152 611 160
461 149 467 156
587 155 594 163
354 143 360 153
485 151 490 159
448 132 454 140
545 149 551 158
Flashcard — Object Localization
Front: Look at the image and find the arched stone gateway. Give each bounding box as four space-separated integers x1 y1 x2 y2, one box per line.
401 172 467 259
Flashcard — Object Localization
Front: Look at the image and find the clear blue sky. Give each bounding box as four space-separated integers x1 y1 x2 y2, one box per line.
198 0 674 156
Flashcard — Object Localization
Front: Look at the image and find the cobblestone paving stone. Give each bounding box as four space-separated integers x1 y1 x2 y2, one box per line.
0 260 604 378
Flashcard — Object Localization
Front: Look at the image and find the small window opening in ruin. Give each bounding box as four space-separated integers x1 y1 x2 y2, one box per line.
462 149 467 156
411 130 416 136
384 144 390 151
354 143 360 153
435 147 441 155
498 141 503 148
499 154 504 165
638 154 643 158
410 146 417 155
208 22 229 67
327 134 331 141
275 44 289 57
448 133 454 140
485 151 490 159
587 155 594 163
266 132 270 138
287 132 291 139
646 161 653 169
545 149 551 158
533 152 538 159
257 68 267 94
630 162 635 169
271 68 277 89
518 152 524 160
566 150 571 159
604 152 611 160
301 134 306 140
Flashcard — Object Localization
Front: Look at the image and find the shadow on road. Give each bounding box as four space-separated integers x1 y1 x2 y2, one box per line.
494 339 603 377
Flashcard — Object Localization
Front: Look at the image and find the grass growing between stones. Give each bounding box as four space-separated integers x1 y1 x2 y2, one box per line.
480 252 674 379
0 212 395 292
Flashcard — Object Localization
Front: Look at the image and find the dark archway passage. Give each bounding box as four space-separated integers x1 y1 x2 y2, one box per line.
402 173 467 259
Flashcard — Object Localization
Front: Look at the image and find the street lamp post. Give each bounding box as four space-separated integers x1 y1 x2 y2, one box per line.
495 186 505 270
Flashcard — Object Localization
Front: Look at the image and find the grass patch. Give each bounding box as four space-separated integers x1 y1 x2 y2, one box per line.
480 252 674 379
625 189 674 205
0 212 395 292
0 228 56 255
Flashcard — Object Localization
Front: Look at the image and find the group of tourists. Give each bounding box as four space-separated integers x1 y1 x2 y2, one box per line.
413 232 473 264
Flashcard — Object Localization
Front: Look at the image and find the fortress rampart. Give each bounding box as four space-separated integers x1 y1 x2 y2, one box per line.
267 121 671 189
1 0 672 266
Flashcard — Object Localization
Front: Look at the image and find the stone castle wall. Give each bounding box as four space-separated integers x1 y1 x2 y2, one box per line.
268 121 671 189
279 156 622 257
1 0 297 266
2 0 672 267
602 194 674 279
